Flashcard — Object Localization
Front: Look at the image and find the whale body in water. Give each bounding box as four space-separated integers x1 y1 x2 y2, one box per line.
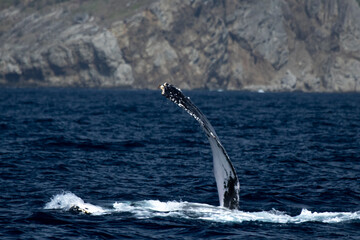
160 83 240 210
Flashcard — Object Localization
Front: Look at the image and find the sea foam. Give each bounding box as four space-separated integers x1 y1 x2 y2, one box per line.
44 192 106 215
44 192 360 224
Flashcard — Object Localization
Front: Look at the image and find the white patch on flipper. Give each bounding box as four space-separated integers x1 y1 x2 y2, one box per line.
209 138 227 206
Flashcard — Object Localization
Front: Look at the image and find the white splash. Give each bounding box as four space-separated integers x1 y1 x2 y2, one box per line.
44 192 360 223
44 192 106 215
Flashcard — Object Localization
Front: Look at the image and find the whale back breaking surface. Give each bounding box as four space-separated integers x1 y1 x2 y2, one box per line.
160 83 240 210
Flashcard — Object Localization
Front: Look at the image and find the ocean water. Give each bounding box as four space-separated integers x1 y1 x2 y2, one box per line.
1 88 360 239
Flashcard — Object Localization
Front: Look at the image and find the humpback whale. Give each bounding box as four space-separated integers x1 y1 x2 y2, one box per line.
160 83 240 210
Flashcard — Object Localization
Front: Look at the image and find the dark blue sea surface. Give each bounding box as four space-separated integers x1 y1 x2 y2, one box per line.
1 88 360 239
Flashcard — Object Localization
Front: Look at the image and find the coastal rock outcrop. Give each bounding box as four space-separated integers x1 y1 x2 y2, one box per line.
0 8 133 87
0 0 359 91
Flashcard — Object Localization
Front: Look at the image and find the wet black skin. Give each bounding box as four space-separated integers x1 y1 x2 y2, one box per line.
160 82 240 210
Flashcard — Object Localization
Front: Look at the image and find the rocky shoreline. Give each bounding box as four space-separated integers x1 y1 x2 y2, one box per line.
1 0 359 92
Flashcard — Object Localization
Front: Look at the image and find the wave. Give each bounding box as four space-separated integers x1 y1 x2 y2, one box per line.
44 192 360 224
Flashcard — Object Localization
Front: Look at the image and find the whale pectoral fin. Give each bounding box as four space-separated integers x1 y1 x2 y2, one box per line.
160 82 240 210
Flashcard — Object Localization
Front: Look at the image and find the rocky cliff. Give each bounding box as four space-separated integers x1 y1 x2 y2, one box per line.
1 0 360 91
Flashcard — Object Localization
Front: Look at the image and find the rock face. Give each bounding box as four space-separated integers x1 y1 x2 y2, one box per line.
0 8 134 87
1 0 360 91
